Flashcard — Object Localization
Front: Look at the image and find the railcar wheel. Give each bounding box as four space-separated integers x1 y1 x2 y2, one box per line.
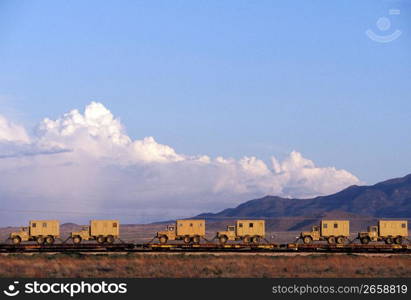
97 236 106 244
385 237 393 244
159 235 168 244
394 237 402 245
106 235 115 244
303 236 312 244
219 235 228 245
12 236 21 245
327 236 336 244
45 236 55 245
73 236 82 244
36 236 45 245
243 236 251 244
192 235 201 244
336 236 345 244
252 236 260 244
360 237 370 244
183 236 191 244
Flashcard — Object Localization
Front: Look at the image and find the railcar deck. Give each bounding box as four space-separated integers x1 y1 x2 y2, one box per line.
0 242 410 253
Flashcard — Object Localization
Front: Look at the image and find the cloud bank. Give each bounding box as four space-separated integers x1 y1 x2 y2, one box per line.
0 102 360 225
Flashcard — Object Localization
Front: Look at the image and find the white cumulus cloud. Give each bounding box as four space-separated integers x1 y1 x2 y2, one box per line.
0 102 361 225
0 115 30 143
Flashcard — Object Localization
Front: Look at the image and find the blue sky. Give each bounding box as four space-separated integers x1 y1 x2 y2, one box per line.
1 0 410 185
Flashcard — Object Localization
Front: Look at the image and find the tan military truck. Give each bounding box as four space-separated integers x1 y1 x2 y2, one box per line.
70 220 120 244
358 220 408 244
216 220 265 244
156 219 205 244
300 220 350 244
10 220 60 245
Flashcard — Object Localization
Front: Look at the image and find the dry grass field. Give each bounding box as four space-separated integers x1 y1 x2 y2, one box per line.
0 253 410 278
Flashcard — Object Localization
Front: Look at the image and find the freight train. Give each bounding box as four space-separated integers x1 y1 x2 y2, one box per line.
7 219 409 246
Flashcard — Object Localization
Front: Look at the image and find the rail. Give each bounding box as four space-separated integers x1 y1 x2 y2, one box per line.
0 243 410 253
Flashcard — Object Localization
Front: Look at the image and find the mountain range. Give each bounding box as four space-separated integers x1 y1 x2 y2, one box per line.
198 173 411 219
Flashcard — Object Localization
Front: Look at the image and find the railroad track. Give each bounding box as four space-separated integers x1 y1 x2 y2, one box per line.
0 243 410 253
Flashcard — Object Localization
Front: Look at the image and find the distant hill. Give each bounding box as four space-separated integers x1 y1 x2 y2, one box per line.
198 173 411 219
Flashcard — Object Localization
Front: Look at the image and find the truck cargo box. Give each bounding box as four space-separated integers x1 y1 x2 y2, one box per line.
29 220 60 237
320 220 349 237
236 220 265 237
90 220 119 237
176 220 205 236
378 220 408 237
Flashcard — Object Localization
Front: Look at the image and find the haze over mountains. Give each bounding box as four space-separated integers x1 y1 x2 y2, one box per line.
198 173 411 219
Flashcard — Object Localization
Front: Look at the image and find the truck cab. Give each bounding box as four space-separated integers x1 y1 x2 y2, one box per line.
156 224 177 244
10 227 30 244
71 226 90 244
300 225 320 244
216 225 236 244
358 226 378 244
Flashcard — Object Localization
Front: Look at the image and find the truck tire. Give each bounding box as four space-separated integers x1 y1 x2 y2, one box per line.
45 236 55 245
219 235 228 245
97 236 106 244
385 237 393 244
327 236 336 245
243 236 251 244
303 236 312 244
36 236 45 245
360 237 370 244
336 236 346 244
183 236 191 244
73 236 82 244
192 235 201 244
106 235 115 244
252 236 260 244
12 236 21 245
394 237 402 245
159 235 168 244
